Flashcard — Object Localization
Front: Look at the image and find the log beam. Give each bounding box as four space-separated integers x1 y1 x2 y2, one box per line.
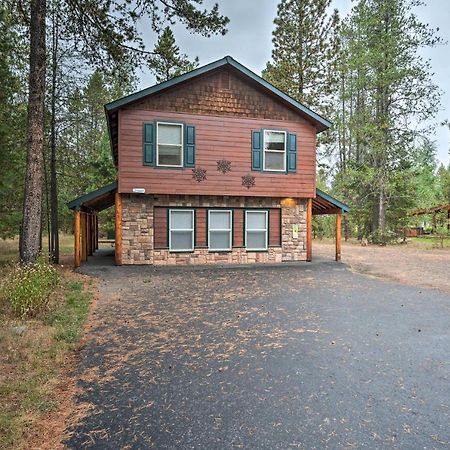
336 211 342 262
306 198 312 262
115 192 122 265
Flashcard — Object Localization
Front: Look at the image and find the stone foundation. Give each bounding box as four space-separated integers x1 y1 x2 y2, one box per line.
121 194 307 265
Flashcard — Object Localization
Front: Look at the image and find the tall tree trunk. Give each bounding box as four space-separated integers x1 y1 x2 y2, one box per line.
43 137 51 254
378 176 386 243
20 0 47 264
50 7 59 263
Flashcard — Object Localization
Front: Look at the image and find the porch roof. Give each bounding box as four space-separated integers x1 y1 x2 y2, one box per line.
313 189 350 215
67 181 117 212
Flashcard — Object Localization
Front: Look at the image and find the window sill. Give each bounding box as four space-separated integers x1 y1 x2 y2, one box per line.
251 169 293 174
153 165 187 170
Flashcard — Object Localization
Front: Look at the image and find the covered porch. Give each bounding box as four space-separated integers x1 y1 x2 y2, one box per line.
308 189 350 262
67 182 119 268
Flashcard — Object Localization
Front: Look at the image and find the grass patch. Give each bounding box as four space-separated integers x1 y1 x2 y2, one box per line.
408 236 450 249
0 273 94 449
2 256 59 318
0 234 75 266
47 282 91 344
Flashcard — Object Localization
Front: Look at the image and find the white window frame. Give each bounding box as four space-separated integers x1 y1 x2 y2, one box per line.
169 209 194 252
263 129 287 172
156 121 184 168
208 210 232 252
245 210 268 251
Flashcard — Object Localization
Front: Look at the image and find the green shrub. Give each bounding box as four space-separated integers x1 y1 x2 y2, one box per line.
1 255 59 318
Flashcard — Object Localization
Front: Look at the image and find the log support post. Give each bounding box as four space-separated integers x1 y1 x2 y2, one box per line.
91 214 95 254
87 214 92 256
81 213 87 262
74 210 81 268
306 198 313 262
95 215 99 250
115 192 122 266
336 211 342 262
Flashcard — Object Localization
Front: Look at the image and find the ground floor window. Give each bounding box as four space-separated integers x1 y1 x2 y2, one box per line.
245 210 268 250
208 210 232 251
155 206 280 251
169 209 194 251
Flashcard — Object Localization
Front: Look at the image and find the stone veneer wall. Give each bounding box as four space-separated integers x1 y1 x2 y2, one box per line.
121 194 307 265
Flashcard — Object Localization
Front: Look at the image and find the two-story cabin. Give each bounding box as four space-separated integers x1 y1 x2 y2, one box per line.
68 56 349 267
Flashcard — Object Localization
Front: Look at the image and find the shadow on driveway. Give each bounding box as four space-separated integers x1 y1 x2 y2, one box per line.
66 259 450 449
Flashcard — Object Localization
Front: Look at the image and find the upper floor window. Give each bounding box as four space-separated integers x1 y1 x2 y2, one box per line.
157 122 183 167
263 130 286 172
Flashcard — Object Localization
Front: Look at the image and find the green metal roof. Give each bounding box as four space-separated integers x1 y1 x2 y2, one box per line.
316 188 350 213
67 181 117 211
105 55 332 132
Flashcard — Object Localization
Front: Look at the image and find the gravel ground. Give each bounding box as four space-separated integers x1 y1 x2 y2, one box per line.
314 240 450 295
65 253 450 449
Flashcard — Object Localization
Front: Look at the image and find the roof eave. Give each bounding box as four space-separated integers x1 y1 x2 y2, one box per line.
316 188 350 213
67 181 117 211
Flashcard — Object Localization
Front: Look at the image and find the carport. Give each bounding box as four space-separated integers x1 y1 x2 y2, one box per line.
308 189 350 261
67 181 118 268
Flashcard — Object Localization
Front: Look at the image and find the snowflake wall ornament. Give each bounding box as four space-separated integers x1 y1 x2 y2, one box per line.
192 167 207 182
217 159 232 174
242 174 256 189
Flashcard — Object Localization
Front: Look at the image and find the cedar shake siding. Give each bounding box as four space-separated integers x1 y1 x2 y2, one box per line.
127 69 305 122
121 195 307 265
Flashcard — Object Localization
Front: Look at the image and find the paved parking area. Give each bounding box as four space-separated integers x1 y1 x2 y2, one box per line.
66 256 450 449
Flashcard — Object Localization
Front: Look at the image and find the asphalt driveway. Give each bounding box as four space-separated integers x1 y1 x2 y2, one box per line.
66 255 450 449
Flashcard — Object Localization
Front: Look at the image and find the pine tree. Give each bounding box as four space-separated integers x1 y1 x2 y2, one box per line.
0 9 27 239
262 0 339 113
13 0 229 263
332 0 442 241
149 27 199 83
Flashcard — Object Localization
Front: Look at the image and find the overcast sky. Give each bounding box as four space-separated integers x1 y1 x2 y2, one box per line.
138 0 450 166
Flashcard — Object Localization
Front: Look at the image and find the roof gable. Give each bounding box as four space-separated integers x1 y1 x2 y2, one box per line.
105 56 332 131
125 67 310 123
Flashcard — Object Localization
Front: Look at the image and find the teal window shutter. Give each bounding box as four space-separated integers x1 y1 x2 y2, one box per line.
251 130 262 171
184 125 195 167
287 132 297 172
143 123 154 166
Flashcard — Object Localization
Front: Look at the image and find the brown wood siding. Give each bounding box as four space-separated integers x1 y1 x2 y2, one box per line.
154 207 167 248
195 208 207 247
128 68 306 122
269 208 281 246
233 209 244 247
118 110 316 198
